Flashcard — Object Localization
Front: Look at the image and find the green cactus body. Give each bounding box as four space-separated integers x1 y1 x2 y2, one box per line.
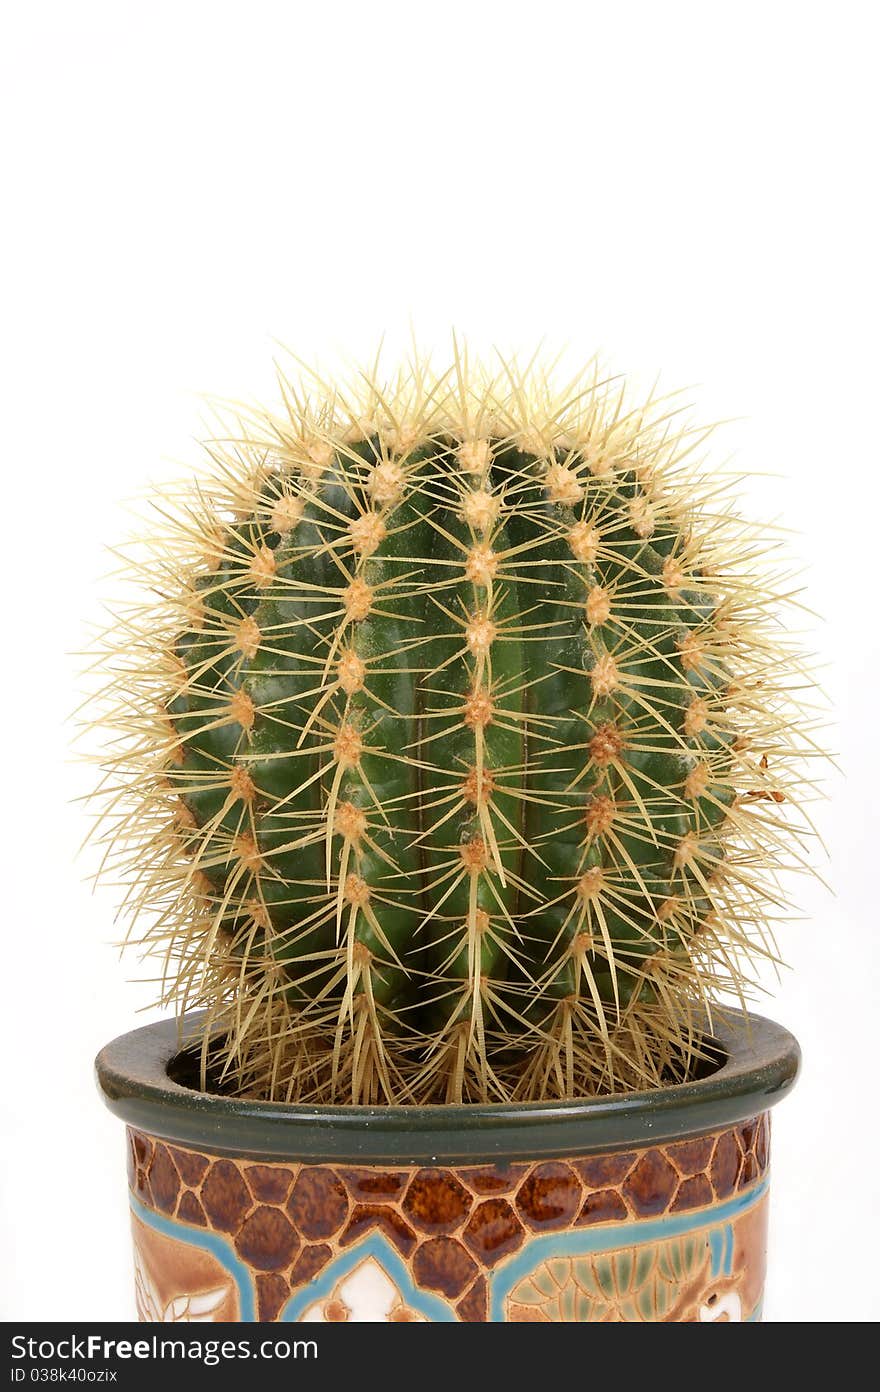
166 427 734 1095
94 356 812 1103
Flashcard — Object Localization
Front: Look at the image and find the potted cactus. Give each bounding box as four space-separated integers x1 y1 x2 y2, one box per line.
92 350 814 1323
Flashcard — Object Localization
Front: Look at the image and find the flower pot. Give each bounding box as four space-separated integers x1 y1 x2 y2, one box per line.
95 1008 798 1323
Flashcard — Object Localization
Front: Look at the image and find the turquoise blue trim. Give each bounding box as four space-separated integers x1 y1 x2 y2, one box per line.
708 1225 725 1277
129 1195 257 1321
708 1219 736 1281
279 1233 457 1322
722 1221 735 1276
488 1179 768 1321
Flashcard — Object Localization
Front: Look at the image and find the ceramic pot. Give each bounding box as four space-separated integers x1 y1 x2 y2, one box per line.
95 1008 798 1323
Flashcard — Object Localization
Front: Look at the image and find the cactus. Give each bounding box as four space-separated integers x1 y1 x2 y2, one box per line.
91 351 818 1104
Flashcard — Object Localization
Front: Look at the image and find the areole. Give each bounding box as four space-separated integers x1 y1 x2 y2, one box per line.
96 1009 799 1323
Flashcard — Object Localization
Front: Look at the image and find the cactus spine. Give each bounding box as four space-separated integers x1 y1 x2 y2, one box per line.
91 352 818 1104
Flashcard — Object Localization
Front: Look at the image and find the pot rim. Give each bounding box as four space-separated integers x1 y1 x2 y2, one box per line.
95 1007 799 1163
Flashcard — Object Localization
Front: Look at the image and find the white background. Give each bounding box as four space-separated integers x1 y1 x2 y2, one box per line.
1 1 877 1323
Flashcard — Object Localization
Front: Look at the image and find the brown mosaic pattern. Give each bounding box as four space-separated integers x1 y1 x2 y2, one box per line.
127 1113 769 1321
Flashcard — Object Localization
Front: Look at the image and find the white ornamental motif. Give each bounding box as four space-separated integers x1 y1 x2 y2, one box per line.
699 1290 742 1322
299 1256 425 1322
133 1245 228 1323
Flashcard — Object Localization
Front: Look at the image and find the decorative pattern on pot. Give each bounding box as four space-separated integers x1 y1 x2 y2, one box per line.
126 1115 769 1322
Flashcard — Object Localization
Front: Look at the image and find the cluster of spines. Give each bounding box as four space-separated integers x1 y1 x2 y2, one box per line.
87 352 820 1104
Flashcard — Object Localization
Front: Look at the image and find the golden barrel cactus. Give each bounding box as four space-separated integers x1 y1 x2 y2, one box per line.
89 350 818 1103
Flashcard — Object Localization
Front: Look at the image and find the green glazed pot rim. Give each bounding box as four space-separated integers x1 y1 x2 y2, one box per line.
95 1007 799 1164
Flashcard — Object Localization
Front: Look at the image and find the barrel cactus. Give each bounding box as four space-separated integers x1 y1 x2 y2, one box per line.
91 351 816 1104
